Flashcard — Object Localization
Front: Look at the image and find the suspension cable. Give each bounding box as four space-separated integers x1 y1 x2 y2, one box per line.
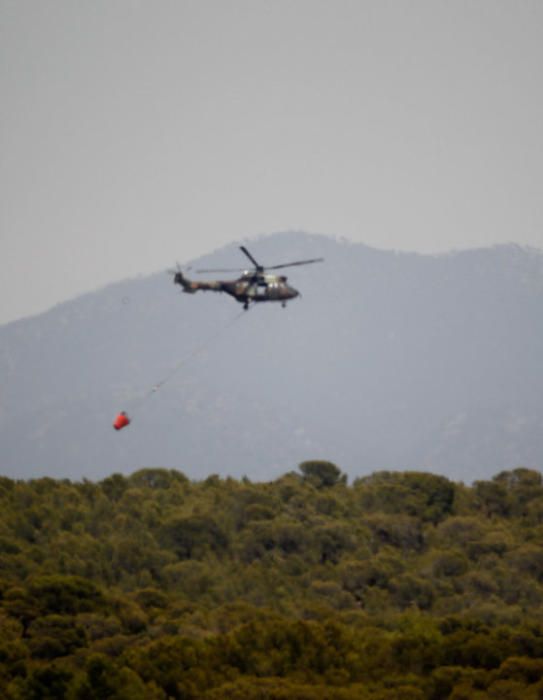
115 308 249 426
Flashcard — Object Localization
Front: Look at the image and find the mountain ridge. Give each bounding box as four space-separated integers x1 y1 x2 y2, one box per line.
1 232 542 482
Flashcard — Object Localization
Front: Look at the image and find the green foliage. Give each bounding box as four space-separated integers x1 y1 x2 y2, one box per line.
0 466 542 698
355 471 455 523
299 461 346 488
160 515 228 559
28 575 103 614
19 664 73 700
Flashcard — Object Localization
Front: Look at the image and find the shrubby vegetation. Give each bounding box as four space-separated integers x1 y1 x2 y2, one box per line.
1 464 543 698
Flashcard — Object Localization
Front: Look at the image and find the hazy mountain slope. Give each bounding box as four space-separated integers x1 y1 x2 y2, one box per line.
1 232 542 481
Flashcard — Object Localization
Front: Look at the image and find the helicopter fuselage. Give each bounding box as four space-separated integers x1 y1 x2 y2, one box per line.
174 270 299 309
171 245 323 309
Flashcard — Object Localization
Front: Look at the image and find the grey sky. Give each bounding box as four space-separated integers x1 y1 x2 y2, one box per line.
1 0 542 324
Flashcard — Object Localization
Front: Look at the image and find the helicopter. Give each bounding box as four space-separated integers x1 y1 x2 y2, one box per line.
171 246 323 309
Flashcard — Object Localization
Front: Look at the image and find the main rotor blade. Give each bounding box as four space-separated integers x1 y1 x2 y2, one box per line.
240 246 262 269
167 261 184 275
196 267 247 273
266 257 324 270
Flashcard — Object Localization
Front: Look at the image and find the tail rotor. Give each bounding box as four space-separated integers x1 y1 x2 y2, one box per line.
167 262 192 290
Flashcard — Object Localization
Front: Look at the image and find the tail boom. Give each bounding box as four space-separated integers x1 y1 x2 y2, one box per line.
174 271 223 294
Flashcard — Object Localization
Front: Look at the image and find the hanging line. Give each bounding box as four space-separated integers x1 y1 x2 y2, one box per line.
126 307 249 419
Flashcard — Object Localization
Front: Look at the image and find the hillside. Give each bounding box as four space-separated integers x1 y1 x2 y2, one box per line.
1 232 543 482
1 466 543 698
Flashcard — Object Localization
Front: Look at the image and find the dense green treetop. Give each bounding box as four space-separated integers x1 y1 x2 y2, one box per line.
0 465 542 698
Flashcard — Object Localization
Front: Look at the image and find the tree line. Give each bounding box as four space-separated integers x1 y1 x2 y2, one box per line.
1 462 543 698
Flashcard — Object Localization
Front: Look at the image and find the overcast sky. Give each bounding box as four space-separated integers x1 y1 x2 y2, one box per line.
1 0 542 324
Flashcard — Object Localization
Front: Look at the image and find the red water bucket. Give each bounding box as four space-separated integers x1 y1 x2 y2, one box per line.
113 412 131 431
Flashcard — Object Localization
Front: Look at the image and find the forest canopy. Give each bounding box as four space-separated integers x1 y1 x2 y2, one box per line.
1 465 543 699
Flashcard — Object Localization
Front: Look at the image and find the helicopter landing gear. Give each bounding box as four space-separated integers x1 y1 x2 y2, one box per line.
243 301 249 310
